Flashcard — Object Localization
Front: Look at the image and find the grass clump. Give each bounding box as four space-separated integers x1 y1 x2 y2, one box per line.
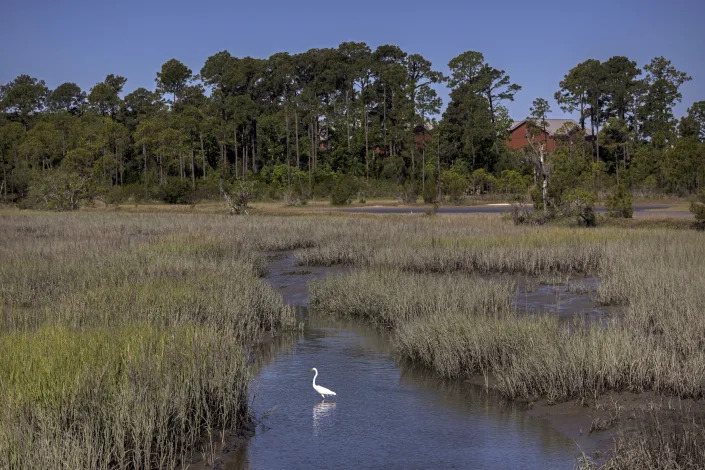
587 411 705 469
0 325 248 469
310 270 513 329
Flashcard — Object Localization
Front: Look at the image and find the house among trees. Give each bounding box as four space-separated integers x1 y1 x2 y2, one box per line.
505 119 593 152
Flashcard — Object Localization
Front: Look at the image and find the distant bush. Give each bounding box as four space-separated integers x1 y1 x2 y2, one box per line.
283 189 308 207
330 175 359 205
469 169 496 194
691 188 705 230
496 170 530 196
440 169 467 204
221 180 256 215
104 183 152 204
24 170 92 211
399 180 419 204
159 178 192 204
529 184 545 211
422 177 438 204
564 188 598 227
606 184 633 218
510 202 552 225
364 179 399 198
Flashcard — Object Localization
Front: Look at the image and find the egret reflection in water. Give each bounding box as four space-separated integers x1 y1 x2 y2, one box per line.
312 401 336 435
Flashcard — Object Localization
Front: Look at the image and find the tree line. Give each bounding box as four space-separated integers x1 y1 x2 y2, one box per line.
0 42 703 208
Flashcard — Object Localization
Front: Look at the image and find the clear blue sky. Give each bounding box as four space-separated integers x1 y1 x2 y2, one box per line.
1 0 703 119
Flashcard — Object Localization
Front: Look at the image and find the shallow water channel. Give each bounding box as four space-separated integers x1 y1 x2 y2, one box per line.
220 253 593 469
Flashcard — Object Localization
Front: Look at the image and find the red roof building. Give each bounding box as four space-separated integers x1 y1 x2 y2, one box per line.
505 119 593 152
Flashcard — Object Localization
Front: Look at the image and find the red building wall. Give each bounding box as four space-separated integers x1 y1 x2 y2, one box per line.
505 123 556 152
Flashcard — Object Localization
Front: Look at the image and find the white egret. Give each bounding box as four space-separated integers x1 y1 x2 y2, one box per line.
309 368 336 400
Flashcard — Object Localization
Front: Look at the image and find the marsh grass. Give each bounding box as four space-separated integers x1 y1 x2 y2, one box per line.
0 325 248 469
3 210 704 467
309 222 705 403
310 270 514 329
0 212 306 468
589 411 705 469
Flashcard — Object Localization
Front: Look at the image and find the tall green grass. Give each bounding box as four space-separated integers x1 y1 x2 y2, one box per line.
0 325 248 469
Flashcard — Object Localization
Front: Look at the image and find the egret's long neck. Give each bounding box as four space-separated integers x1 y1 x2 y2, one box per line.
312 370 318 387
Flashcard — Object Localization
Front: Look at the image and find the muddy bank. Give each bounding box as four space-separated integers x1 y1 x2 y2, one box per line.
510 275 620 326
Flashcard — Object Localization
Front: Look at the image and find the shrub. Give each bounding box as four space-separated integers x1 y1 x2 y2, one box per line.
691 188 705 230
24 170 92 211
564 188 597 226
221 180 256 215
159 178 192 204
469 169 496 194
104 183 151 204
606 184 633 218
283 188 308 206
529 184 544 211
330 175 359 205
422 177 438 204
496 170 530 196
440 169 467 203
399 180 420 204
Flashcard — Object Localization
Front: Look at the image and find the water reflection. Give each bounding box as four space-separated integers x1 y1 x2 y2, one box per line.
312 402 337 436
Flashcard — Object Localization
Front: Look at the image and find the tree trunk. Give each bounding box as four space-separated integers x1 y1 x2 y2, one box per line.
251 123 256 173
114 143 118 186
190 148 195 189
488 91 499 155
410 87 416 171
221 143 227 176
308 124 313 172
234 129 239 180
295 109 300 169
119 145 124 186
243 137 247 181
346 89 351 152
471 140 476 170
540 147 548 214
595 95 600 162
142 143 147 185
313 118 318 170
286 110 291 187
383 84 387 154
422 141 426 193
437 129 441 201
590 118 596 162
200 132 206 181
365 106 369 181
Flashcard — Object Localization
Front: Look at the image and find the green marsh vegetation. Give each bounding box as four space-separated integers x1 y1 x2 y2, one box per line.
2 210 704 467
0 213 304 468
